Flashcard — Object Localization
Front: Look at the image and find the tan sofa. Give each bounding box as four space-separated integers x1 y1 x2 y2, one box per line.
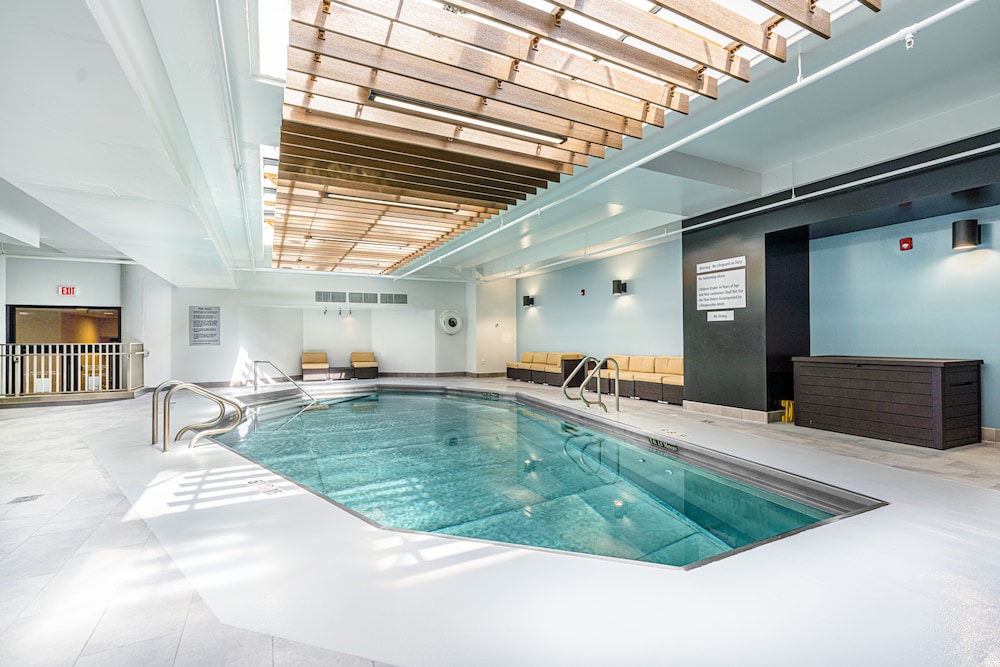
591 355 684 404
350 351 379 379
301 351 329 381
506 352 584 386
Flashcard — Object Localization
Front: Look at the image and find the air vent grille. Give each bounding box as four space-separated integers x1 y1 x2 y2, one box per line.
349 292 379 304
380 293 408 304
315 291 347 303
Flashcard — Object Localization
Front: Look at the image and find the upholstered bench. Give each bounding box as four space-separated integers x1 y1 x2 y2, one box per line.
506 352 584 386
591 355 684 404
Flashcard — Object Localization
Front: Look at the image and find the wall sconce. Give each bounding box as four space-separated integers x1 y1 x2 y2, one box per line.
952 219 980 250
612 280 627 295
522 295 535 307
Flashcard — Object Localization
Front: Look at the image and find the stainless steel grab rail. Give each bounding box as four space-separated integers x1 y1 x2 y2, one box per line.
252 360 319 406
561 356 619 412
151 380 245 451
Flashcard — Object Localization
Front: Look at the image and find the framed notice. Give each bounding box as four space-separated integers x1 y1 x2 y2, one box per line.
696 255 748 311
189 306 221 346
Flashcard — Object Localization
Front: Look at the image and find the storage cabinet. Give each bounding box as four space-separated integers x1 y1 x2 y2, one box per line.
792 356 982 449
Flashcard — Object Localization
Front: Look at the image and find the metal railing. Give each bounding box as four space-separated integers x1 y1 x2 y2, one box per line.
562 356 620 412
1 342 146 397
252 359 319 405
151 380 245 452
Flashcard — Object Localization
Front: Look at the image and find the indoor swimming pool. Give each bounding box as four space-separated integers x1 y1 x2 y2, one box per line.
218 390 878 567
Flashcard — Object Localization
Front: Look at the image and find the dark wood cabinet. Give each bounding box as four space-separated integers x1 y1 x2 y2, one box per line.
792 356 982 449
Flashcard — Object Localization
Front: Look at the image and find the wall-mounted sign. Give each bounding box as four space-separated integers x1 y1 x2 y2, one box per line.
696 256 746 274
708 310 735 321
697 269 746 310
189 306 221 346
58 285 77 296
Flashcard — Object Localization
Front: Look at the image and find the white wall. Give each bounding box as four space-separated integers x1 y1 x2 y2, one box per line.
303 308 373 368
168 271 473 382
6 258 121 306
121 265 173 386
516 240 684 358
373 309 436 373
473 279 516 374
237 306 303 383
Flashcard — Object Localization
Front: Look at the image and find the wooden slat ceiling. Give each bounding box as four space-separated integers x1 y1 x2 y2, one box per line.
274 0 880 274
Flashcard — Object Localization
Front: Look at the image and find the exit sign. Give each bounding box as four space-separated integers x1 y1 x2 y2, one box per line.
58 285 77 296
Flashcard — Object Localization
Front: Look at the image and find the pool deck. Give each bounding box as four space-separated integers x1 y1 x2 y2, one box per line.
2 376 1000 666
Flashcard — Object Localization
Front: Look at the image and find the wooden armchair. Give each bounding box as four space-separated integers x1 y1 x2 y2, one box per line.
301 351 329 381
350 351 379 379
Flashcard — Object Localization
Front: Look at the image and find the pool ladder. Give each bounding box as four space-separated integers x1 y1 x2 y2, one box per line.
562 356 620 412
151 380 246 451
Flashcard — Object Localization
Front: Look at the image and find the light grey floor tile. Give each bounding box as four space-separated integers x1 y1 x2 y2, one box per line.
1 492 78 520
273 636 376 667
0 527 96 584
21 542 146 617
81 553 194 656
74 633 181 667
76 513 152 553
0 604 105 667
173 596 274 667
0 574 51 635
0 514 54 559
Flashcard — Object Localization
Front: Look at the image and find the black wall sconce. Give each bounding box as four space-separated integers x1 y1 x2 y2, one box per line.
952 219 981 250
612 280 627 295
522 295 535 307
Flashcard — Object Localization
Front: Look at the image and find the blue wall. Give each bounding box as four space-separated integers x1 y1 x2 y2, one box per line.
516 240 683 359
811 208 999 426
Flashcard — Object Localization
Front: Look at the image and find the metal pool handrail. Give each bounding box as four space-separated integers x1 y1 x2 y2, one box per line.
563 356 619 412
252 359 319 406
151 380 245 451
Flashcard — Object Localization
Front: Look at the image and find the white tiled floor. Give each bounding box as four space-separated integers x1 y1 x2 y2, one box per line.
2 377 1000 666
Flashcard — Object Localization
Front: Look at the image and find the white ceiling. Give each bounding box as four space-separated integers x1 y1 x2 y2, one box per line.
0 0 997 288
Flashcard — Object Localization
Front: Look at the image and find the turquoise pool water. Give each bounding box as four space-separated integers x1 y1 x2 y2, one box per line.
219 392 833 567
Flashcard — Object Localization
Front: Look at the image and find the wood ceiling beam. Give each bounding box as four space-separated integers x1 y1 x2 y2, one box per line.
295 0 677 122
276 180 501 218
278 132 550 191
437 0 717 98
284 87 603 161
284 53 627 148
648 0 786 62
279 210 471 233
277 172 515 210
280 119 562 184
282 106 579 175
277 164 529 205
288 24 642 140
547 0 750 81
753 0 831 39
276 195 490 228
857 0 881 11
278 152 538 199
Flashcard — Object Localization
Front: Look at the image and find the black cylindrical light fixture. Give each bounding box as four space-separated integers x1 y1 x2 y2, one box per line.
522 295 534 307
952 219 980 250
612 279 627 295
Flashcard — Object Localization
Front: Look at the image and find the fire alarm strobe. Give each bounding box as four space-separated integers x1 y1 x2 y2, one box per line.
899 237 913 251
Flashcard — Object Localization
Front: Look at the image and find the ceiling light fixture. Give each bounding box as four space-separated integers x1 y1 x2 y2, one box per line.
368 91 567 145
325 192 458 214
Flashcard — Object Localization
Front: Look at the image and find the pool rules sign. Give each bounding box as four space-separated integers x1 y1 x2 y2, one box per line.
189 306 221 346
696 256 746 321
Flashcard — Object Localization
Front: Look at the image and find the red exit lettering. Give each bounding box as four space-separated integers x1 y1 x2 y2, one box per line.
58 285 76 296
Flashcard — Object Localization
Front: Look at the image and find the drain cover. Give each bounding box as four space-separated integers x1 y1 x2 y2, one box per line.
8 495 42 504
